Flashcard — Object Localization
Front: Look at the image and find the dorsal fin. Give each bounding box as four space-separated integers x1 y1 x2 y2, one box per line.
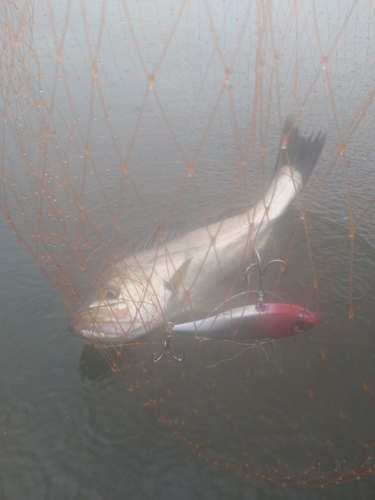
144 217 190 251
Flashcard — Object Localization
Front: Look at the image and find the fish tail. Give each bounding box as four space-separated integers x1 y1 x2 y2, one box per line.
274 117 327 186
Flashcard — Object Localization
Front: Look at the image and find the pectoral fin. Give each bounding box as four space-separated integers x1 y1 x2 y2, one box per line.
165 258 192 294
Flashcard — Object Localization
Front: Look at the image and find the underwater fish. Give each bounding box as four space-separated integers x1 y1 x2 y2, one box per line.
69 118 326 343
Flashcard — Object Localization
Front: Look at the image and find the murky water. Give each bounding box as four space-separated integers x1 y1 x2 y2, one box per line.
1 208 375 498
1 0 375 497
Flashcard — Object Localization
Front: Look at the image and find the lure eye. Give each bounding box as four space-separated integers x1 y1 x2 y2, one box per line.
293 311 310 333
298 311 310 318
292 321 307 333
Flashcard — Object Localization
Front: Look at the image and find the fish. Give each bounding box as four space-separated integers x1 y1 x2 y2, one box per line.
69 118 326 344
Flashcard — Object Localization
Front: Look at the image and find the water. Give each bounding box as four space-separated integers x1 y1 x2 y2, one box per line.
1 213 375 499
1 1 375 497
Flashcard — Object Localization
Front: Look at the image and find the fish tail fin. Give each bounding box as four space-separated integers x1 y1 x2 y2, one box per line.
274 117 327 186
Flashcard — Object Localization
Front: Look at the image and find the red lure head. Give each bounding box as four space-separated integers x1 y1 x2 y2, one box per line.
253 302 317 339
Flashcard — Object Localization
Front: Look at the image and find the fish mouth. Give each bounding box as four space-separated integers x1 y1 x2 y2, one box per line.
68 319 145 344
68 302 137 343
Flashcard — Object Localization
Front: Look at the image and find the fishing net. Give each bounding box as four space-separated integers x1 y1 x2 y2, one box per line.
1 0 375 487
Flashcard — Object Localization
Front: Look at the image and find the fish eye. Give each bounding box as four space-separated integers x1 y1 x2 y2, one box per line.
104 288 119 300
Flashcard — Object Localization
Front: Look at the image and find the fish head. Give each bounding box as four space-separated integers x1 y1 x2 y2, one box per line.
69 264 166 343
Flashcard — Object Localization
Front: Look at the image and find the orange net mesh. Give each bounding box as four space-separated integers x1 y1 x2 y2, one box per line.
1 0 375 487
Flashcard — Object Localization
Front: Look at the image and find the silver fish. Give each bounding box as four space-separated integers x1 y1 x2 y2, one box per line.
69 118 326 343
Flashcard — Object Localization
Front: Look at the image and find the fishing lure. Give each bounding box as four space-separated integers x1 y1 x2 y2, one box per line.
152 251 318 362
172 302 317 341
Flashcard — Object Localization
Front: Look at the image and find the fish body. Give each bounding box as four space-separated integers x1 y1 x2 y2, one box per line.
69 118 326 344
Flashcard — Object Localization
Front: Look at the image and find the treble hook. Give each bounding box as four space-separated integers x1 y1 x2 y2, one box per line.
246 250 287 310
152 322 185 363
